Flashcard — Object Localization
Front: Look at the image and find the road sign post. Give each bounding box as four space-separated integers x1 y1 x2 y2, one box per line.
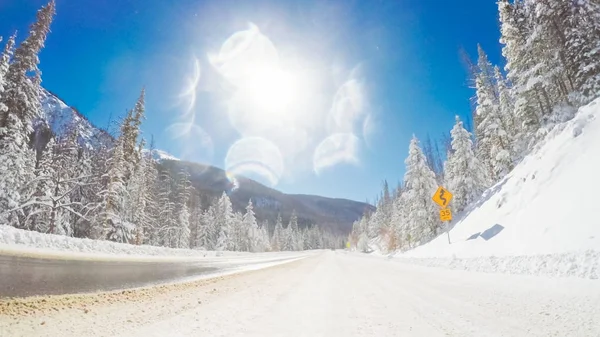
432 187 453 244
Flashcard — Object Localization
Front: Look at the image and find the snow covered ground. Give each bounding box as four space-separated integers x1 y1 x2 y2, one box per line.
0 225 256 261
391 98 600 278
2 251 599 337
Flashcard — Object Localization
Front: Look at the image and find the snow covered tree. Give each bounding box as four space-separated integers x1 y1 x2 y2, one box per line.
401 136 440 244
288 210 300 250
498 0 540 149
260 220 272 252
566 0 600 104
0 32 16 102
157 170 176 247
215 192 234 251
0 1 54 130
0 1 55 227
271 213 284 251
120 89 145 179
69 143 96 238
173 169 192 248
140 147 159 245
127 140 147 245
26 128 93 236
475 72 513 181
422 135 444 180
195 208 213 249
243 199 259 251
101 139 131 243
473 46 500 178
444 116 489 212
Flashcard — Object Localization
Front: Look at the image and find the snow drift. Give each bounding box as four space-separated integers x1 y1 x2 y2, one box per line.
398 98 600 277
0 225 252 261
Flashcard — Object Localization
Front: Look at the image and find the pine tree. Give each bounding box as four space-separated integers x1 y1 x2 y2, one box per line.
140 147 159 245
402 136 440 244
498 0 540 148
476 69 514 181
0 32 16 104
0 1 54 130
215 192 233 251
0 1 55 227
70 141 95 238
157 170 176 247
127 140 147 245
28 128 91 235
195 208 214 249
271 213 284 251
566 1 600 104
288 210 300 250
260 220 272 252
444 116 489 212
174 170 192 248
83 143 111 239
232 211 245 251
391 192 407 250
474 46 499 179
243 199 259 251
100 137 130 242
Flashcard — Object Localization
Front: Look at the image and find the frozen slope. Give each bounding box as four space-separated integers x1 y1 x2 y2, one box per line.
39 89 113 149
407 98 600 260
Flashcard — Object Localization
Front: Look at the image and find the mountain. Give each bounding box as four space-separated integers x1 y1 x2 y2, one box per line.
159 160 374 233
39 89 113 149
39 91 373 234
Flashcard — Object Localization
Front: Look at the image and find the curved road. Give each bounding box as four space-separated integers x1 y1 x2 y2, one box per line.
0 252 310 298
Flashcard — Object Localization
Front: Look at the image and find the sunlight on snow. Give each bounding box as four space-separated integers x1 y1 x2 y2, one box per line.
174 22 374 186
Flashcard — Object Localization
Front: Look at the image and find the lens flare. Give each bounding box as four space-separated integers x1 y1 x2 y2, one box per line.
165 122 214 170
225 171 240 192
225 137 284 186
210 22 308 137
313 133 361 174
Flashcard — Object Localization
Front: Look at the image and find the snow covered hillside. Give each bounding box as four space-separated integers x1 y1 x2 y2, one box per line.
39 89 113 149
40 90 180 161
142 148 180 162
406 98 600 260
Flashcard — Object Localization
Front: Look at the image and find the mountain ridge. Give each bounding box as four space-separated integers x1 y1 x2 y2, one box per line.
39 90 374 234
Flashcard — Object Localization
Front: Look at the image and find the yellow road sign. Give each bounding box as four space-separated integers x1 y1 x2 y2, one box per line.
440 208 452 222
432 186 453 208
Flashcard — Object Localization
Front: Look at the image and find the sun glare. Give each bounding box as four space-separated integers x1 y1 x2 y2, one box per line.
241 65 297 113
204 22 369 185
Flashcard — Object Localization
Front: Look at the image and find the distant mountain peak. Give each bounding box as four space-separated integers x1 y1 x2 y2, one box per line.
142 149 180 162
39 89 112 149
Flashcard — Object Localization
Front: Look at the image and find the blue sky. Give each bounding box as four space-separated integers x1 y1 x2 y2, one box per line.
1 0 504 203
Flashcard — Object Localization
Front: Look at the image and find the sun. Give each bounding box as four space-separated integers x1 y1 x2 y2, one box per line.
238 64 299 114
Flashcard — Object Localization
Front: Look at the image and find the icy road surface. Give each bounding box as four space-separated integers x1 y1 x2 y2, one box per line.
2 251 599 337
0 251 312 297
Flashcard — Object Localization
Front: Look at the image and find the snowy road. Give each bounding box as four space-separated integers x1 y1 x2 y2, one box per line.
2 251 599 336
0 252 311 298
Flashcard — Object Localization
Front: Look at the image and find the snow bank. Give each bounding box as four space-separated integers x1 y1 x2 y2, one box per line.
397 98 600 277
0 225 249 261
